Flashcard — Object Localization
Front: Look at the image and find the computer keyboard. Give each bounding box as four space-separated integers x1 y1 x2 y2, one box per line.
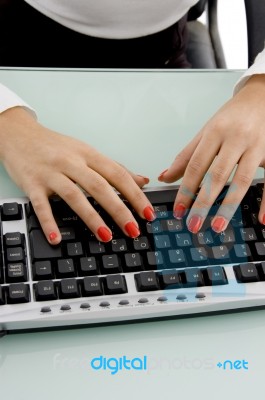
1 180 265 335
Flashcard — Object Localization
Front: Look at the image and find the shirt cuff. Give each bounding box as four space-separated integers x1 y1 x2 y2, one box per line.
0 83 37 118
234 47 265 95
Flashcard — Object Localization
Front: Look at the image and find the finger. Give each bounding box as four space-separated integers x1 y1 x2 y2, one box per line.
158 130 203 183
211 150 261 232
49 174 114 242
172 134 221 219
258 170 265 225
29 188 62 245
117 162 150 188
186 145 242 233
85 155 156 223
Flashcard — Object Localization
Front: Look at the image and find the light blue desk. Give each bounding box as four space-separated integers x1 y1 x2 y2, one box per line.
0 68 263 399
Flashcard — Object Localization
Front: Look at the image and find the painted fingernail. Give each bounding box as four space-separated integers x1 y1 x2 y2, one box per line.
211 216 227 233
137 175 150 184
143 206 156 221
125 221 140 238
158 169 168 181
187 215 202 234
173 203 186 219
97 226 112 242
49 232 58 242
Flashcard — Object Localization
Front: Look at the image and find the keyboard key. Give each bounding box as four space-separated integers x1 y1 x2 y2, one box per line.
88 241 105 254
4 232 25 247
79 257 99 276
234 263 259 283
7 283 30 304
212 245 230 260
35 281 57 301
82 276 103 296
6 247 25 263
240 228 257 242
197 231 214 245
59 279 80 299
255 242 265 256
67 242 83 257
204 266 227 286
57 259 76 278
190 247 208 263
133 237 149 251
168 249 186 267
160 270 181 289
162 219 183 232
153 205 168 218
102 254 121 274
124 253 143 271
33 261 53 280
6 263 28 283
233 244 251 259
111 239 127 252
2 202 22 220
175 233 192 247
154 235 171 249
30 229 62 260
147 251 164 267
59 227 76 241
146 221 162 234
104 275 127 294
135 271 160 291
184 268 204 287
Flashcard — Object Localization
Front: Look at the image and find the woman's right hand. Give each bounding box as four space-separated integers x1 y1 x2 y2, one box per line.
0 107 155 244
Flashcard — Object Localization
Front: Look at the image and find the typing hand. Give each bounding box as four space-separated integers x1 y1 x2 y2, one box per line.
158 74 265 233
0 107 155 244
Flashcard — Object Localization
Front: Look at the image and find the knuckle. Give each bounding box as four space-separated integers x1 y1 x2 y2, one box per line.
88 175 108 194
236 173 252 188
112 164 129 181
61 185 79 203
210 167 226 184
187 158 203 177
111 202 129 221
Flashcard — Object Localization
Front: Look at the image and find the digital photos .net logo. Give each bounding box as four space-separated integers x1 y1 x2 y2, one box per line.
90 355 147 375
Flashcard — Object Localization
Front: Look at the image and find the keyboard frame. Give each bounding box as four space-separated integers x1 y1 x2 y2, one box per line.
1 181 265 335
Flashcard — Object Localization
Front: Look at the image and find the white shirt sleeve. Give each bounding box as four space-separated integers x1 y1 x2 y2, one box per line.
0 83 36 118
234 47 265 95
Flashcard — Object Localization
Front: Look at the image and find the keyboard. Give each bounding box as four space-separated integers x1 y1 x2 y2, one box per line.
1 180 265 335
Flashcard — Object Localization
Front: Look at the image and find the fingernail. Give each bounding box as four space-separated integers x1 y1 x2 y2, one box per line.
173 203 186 219
158 169 168 181
187 215 202 234
125 221 140 238
49 232 58 242
137 175 150 184
97 226 112 242
143 206 156 221
211 216 227 233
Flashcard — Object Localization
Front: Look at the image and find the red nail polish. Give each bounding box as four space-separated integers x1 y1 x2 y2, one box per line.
143 206 156 221
188 215 202 234
125 222 140 238
49 232 57 241
212 216 226 233
137 175 150 184
97 226 112 242
158 169 168 181
174 203 186 219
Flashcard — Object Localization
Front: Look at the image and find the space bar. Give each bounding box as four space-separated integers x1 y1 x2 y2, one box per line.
29 229 62 260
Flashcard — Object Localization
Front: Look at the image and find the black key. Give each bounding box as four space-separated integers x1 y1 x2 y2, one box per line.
255 242 265 256
219 229 235 244
67 242 83 257
111 239 127 252
147 251 164 267
59 279 80 299
162 219 183 232
124 253 143 271
197 231 214 245
6 263 28 283
233 244 251 259
57 259 76 278
160 270 181 289
88 241 105 254
212 245 230 261
175 233 192 247
104 275 127 294
168 249 187 267
30 230 62 260
33 261 53 280
7 283 30 304
153 205 168 218
154 235 171 249
240 228 257 242
82 276 103 296
258 262 265 279
0 286 5 305
133 237 149 251
27 214 41 231
79 257 99 276
190 247 208 263
234 263 259 283
4 232 24 247
6 247 25 263
204 266 227 286
146 221 162 234
35 280 57 301
2 202 22 221
59 227 76 241
135 271 160 291
102 255 121 274
184 268 204 287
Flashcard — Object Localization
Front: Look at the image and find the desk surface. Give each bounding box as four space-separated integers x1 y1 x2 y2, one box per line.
0 68 263 399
